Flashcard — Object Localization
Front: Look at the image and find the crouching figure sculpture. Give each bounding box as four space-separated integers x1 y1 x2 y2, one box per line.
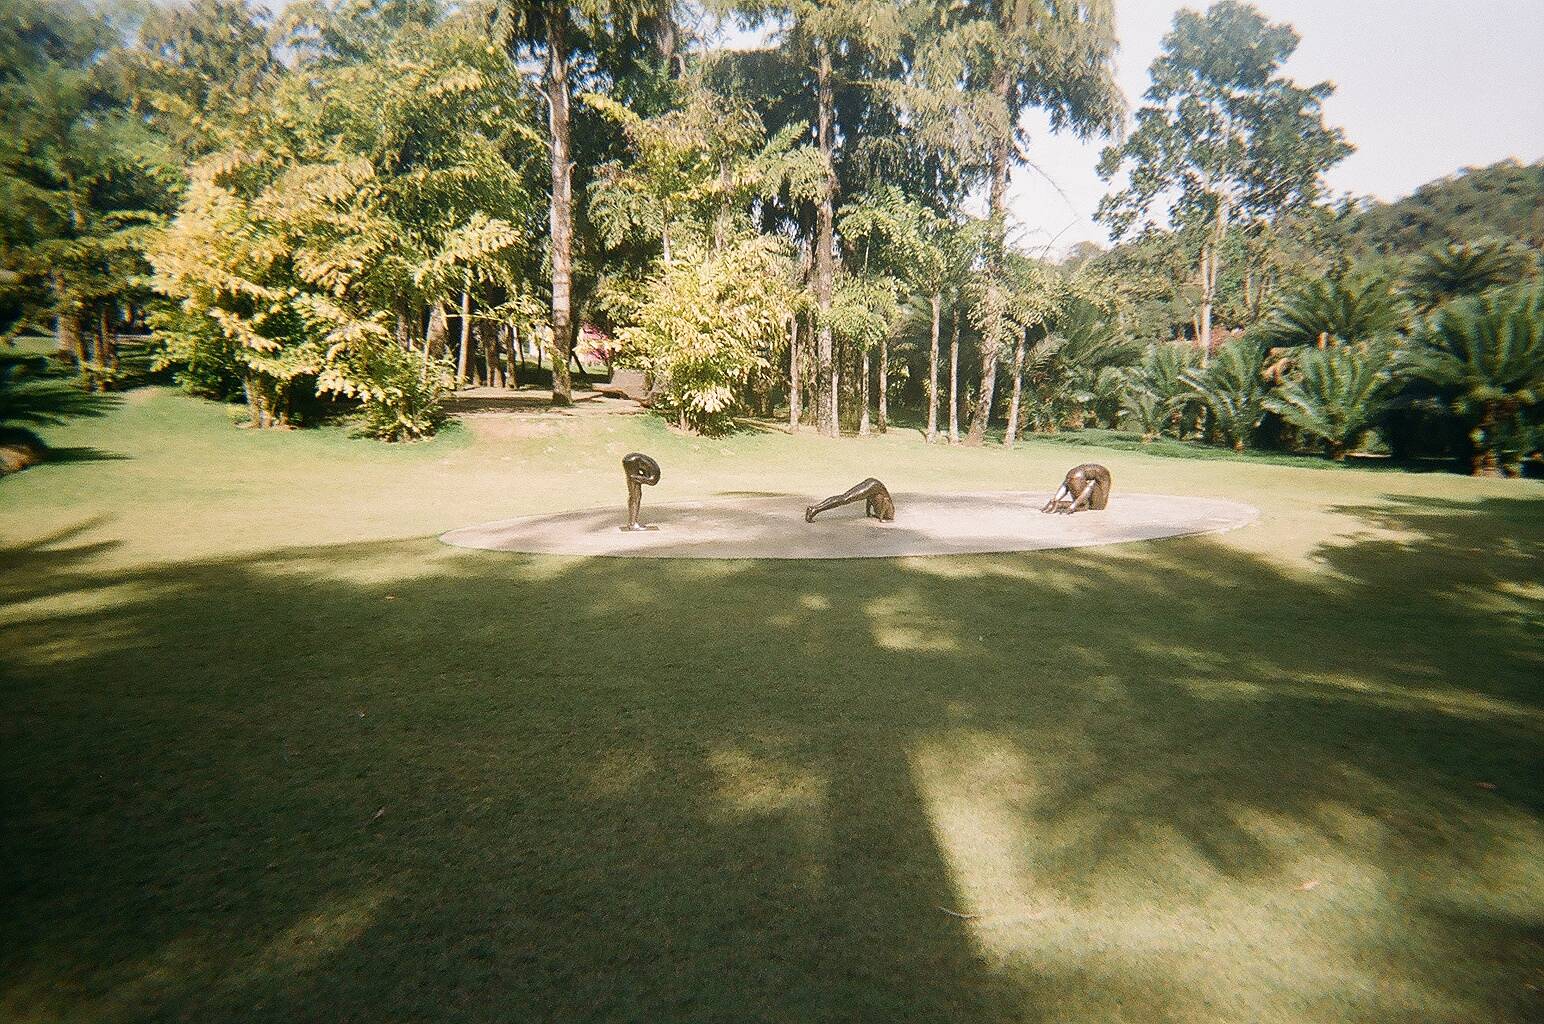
621 452 662 531
1041 463 1111 514
805 478 895 523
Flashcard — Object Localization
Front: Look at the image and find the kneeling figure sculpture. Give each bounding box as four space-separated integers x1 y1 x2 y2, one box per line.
805 478 895 523
1041 463 1111 514
621 452 662 531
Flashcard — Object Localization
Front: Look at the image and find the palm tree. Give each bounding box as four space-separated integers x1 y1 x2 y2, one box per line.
1258 275 1405 351
1403 238 1536 314
1263 343 1391 459
1181 338 1266 451
1122 343 1199 441
1398 282 1544 475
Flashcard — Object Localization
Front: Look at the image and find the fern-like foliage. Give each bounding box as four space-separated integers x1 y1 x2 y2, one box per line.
1121 342 1200 439
1182 338 1267 450
1258 275 1405 349
1398 282 1544 473
1263 342 1391 457
1402 238 1536 313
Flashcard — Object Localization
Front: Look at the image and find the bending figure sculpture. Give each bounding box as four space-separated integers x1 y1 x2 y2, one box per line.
1041 463 1111 514
805 478 895 523
620 452 662 531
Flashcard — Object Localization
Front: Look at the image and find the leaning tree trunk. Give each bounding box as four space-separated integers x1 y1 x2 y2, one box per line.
858 348 871 435
545 15 575 407
965 64 1013 446
788 314 801 431
1003 327 1027 447
948 307 960 443
926 293 941 441
813 42 837 437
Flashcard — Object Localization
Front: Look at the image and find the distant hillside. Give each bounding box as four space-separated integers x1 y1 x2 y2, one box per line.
1348 159 1544 253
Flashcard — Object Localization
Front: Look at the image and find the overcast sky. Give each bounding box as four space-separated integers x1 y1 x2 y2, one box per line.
1010 0 1544 256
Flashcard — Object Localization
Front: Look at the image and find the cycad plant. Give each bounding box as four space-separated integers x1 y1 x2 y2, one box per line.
1258 275 1405 350
1402 238 1535 313
1264 343 1391 459
1181 338 1266 451
1398 282 1544 475
1121 342 1199 440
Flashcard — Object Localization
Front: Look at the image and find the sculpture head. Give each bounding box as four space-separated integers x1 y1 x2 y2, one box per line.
622 452 661 487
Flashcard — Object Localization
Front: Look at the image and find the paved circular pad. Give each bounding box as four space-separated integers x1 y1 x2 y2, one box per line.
439 491 1258 559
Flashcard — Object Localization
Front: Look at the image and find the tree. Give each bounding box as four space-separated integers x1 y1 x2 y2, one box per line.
125 0 281 161
909 0 1120 444
732 0 905 436
499 0 671 407
1398 283 1544 475
1121 342 1200 440
1258 275 1405 350
618 236 795 432
1098 1 1351 355
1402 238 1536 313
0 0 170 387
1263 342 1390 459
1181 336 1266 450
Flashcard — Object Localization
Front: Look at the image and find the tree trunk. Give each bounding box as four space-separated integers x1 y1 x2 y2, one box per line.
456 287 472 385
1003 327 1027 447
55 305 84 367
394 300 413 349
813 42 837 437
965 64 1013 446
423 302 448 380
787 314 801 431
926 293 941 441
545 15 575 406
877 338 888 433
243 375 275 428
1471 405 1503 476
858 347 870 435
480 321 498 387
948 306 960 443
505 325 519 389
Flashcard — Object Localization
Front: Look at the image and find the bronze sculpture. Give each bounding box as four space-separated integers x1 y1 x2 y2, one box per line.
1041 463 1111 514
805 478 895 523
621 452 662 531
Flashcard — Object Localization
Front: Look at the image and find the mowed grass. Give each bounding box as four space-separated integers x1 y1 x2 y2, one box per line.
2 388 1541 1023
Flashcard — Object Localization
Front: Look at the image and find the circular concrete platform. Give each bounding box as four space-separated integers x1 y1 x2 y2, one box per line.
438 491 1259 559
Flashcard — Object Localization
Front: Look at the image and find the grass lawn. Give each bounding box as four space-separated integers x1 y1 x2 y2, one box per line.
2 387 1541 1023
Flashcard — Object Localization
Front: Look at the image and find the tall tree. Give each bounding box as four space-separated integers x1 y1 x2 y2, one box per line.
1097 1 1350 356
731 0 904 435
499 0 669 406
0 0 169 387
911 0 1121 444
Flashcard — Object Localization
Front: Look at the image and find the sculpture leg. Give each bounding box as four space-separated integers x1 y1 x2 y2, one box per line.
623 479 645 530
1062 480 1096 514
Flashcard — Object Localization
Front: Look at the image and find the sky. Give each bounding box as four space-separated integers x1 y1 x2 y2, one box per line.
1010 0 1544 257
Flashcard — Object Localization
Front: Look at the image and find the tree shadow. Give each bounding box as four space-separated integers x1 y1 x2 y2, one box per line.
1 493 1540 1022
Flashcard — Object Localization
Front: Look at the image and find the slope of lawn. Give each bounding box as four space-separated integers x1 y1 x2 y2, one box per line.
2 387 1541 1023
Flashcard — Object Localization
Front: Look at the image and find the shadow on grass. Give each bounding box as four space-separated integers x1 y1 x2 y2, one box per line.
0 496 1540 1022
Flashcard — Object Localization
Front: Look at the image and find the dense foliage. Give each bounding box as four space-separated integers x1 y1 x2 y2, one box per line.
1 0 1539 472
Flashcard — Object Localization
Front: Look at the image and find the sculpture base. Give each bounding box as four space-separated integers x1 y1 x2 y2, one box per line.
443 492 1259 559
618 524 660 532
